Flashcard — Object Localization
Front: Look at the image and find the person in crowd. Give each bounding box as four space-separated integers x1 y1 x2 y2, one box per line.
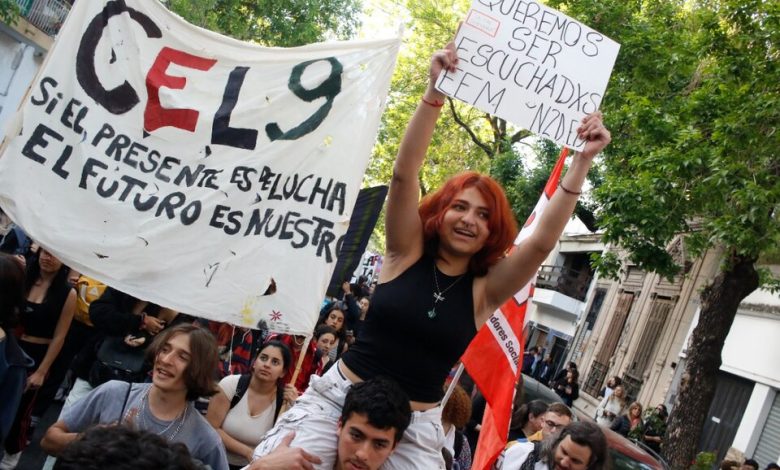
248 376 412 470
3 248 76 465
554 369 580 407
551 362 578 388
720 460 740 470
502 422 609 470
358 296 370 319
764 463 780 470
316 301 350 361
532 355 554 386
521 347 539 375
266 333 321 395
41 324 228 470
52 425 201 470
441 383 472 470
37 284 180 470
507 399 548 442
313 325 338 374
499 403 575 468
0 254 33 461
207 340 297 469
595 384 626 427
740 459 759 470
353 296 371 340
322 282 360 335
598 376 622 400
610 401 643 439
539 403 574 440
251 37 611 469
641 403 668 455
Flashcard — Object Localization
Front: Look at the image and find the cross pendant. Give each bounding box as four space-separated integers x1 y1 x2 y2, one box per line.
433 292 445 302
427 308 437 319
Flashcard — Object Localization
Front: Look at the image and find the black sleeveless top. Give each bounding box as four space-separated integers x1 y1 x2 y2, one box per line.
341 254 477 402
21 284 71 339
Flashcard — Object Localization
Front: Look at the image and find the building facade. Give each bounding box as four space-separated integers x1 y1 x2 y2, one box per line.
1 0 71 136
563 233 780 466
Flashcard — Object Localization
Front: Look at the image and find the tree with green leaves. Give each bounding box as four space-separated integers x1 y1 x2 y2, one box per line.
545 0 779 467
0 0 21 26
163 0 361 47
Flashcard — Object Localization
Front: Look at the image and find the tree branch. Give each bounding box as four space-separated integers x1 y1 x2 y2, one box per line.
447 97 493 158
510 128 533 143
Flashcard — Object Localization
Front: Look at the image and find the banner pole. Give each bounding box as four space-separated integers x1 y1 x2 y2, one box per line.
441 363 465 409
278 335 312 419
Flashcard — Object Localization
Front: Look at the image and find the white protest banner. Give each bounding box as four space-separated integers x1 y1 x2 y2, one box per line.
435 0 620 150
0 0 400 334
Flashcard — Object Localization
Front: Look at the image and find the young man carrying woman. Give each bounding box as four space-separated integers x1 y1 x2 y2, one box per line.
252 39 611 469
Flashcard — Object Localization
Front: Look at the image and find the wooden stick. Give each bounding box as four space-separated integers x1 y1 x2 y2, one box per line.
278 335 312 418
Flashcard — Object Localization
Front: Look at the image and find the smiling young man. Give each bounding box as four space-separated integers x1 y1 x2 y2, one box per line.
247 376 411 470
41 324 228 470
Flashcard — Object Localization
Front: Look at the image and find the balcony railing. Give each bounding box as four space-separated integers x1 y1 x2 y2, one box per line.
15 0 70 36
536 265 592 301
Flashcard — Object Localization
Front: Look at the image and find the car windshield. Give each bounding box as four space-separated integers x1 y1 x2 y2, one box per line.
610 448 659 470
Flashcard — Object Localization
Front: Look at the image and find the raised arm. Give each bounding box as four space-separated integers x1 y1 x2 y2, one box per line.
383 44 459 273
481 113 611 316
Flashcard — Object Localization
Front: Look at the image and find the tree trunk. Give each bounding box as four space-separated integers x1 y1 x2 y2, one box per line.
664 253 759 469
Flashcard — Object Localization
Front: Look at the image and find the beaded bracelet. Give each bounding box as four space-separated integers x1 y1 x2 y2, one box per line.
421 97 444 108
558 181 582 196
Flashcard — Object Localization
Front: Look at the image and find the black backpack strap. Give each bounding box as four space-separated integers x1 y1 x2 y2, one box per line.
118 382 133 423
273 384 285 421
230 374 252 410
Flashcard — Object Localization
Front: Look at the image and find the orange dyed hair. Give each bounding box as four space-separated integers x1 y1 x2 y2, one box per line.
418 171 517 275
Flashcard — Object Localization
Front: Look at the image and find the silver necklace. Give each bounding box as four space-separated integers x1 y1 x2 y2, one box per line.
428 261 465 319
138 387 188 440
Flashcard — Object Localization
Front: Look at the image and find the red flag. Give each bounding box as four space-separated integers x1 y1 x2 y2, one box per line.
462 147 569 470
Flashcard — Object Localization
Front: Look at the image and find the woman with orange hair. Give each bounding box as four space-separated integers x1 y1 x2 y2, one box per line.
250 41 611 470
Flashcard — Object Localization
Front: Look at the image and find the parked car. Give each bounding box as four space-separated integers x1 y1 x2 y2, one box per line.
520 374 670 470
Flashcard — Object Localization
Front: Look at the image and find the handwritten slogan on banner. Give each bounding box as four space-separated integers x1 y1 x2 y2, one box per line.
436 0 620 150
0 0 400 334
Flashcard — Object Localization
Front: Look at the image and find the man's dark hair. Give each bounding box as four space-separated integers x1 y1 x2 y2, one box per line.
765 463 780 470
340 376 411 444
145 324 218 401
53 425 201 470
547 402 574 419
543 421 609 470
742 459 759 470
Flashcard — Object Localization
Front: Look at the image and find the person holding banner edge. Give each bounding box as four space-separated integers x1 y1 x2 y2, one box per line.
250 39 611 469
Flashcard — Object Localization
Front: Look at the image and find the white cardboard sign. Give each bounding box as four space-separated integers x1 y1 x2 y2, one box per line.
436 0 620 150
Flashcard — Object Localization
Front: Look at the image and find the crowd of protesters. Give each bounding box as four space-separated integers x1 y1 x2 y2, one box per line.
0 32 621 469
